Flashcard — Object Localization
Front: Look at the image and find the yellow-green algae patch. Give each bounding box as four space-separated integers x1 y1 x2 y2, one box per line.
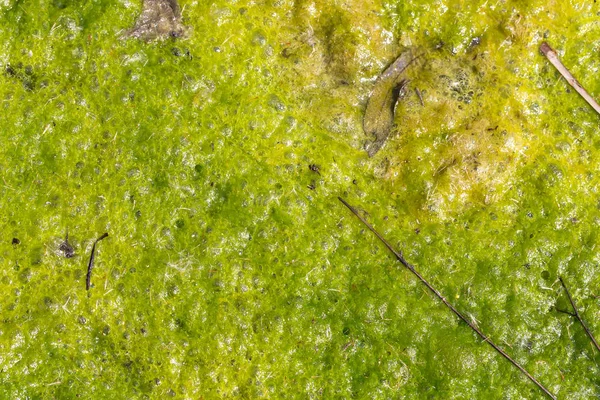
1 0 600 398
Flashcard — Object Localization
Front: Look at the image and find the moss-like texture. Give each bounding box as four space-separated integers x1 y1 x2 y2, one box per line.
1 0 600 398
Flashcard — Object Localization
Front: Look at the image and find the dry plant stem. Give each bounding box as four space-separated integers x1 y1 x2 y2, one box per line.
558 276 600 354
86 233 109 291
338 197 556 400
415 88 424 106
540 42 600 115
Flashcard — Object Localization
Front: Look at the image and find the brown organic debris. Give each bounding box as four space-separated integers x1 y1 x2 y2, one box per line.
124 0 186 41
59 229 75 258
86 233 109 291
308 164 321 175
415 87 424 106
363 50 421 157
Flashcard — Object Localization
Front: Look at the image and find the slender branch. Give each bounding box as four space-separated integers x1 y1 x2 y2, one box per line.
558 276 600 354
86 233 109 291
540 42 600 115
415 88 424 106
555 308 576 318
338 197 556 400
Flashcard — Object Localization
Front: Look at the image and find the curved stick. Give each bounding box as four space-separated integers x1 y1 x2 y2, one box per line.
338 197 556 399
86 233 109 291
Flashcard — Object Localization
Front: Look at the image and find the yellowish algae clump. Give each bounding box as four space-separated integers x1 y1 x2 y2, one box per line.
1 0 600 398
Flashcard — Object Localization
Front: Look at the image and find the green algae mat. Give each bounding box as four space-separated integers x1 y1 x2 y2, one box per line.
2 0 600 398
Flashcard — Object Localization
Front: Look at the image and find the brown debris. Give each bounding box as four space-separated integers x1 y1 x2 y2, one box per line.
124 0 186 41
363 50 421 157
86 233 109 291
59 229 75 258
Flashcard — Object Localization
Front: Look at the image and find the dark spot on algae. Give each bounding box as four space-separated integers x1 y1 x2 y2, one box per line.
319 6 359 83
59 230 75 258
4 63 38 91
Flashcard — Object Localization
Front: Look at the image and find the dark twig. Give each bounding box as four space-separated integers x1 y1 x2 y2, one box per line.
338 197 556 400
86 233 109 291
555 308 576 318
558 276 600 354
415 88 424 106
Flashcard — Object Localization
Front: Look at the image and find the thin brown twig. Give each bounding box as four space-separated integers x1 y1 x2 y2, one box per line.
86 233 109 291
558 276 600 354
540 42 600 116
338 197 556 400
415 88 424 106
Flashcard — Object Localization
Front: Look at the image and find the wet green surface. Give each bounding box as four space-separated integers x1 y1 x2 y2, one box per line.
1 0 600 398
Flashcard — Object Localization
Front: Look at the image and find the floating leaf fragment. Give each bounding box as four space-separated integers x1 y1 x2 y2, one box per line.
124 0 186 41
363 50 420 157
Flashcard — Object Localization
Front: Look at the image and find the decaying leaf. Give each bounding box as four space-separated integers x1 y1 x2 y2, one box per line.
363 49 420 157
124 0 186 41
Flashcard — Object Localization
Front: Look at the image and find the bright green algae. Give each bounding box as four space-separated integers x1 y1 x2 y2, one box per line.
1 0 600 398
